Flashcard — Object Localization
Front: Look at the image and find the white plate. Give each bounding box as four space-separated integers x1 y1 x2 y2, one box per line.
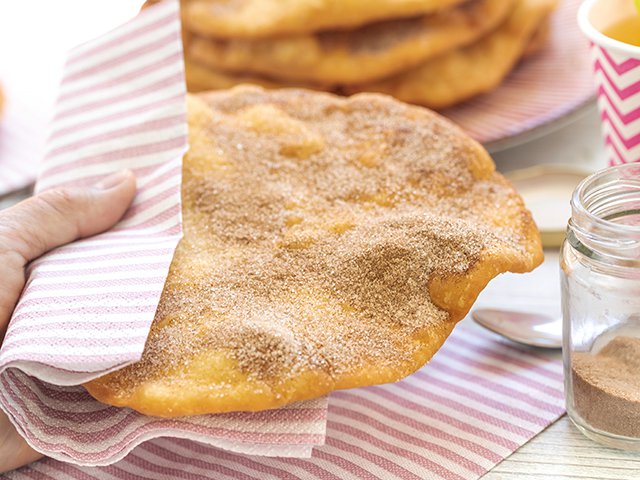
505 164 592 248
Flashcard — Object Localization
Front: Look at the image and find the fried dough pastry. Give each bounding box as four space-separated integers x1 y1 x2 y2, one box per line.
184 59 327 93
349 0 558 109
85 86 542 417
183 0 467 38
522 18 551 58
188 0 516 85
184 25 550 97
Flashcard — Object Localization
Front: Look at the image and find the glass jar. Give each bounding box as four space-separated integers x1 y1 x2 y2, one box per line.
562 163 640 450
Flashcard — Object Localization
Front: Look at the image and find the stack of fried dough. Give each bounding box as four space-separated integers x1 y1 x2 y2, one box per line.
177 0 558 109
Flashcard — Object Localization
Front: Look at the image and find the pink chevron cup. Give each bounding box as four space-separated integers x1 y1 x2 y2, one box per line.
578 0 640 166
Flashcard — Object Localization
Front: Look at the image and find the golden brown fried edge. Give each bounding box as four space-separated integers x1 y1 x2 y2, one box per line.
84 87 543 417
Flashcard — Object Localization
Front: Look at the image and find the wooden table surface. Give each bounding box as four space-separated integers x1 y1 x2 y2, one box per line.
2 104 640 479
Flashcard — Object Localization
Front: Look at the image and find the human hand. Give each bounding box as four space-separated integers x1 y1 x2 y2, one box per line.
0 170 136 473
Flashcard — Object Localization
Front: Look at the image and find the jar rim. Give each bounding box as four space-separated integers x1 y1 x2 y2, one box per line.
572 163 640 235
569 164 640 265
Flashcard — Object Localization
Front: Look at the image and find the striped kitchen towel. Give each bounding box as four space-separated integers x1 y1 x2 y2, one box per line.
0 0 327 466
4 321 565 480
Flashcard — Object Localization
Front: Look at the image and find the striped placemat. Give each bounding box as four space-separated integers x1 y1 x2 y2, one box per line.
0 0 327 464
4 321 565 480
447 0 595 150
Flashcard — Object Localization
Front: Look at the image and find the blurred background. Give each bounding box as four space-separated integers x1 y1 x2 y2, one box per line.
0 1 144 187
0 0 608 232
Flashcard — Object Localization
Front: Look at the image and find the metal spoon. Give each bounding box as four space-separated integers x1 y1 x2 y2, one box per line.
471 308 563 349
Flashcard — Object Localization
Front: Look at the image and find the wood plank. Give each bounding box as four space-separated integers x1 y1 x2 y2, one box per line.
483 417 640 480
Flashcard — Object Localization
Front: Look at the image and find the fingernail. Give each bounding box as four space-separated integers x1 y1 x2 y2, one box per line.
94 170 131 190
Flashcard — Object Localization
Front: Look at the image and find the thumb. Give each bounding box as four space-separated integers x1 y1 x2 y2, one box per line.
0 170 136 265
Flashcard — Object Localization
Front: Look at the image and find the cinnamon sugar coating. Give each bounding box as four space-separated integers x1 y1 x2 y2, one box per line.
84 86 542 416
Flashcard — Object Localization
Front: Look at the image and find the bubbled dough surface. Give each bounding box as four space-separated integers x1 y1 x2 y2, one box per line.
85 86 542 417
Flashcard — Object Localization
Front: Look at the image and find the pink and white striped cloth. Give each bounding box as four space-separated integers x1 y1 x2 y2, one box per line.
447 0 595 151
4 322 565 480
0 0 327 465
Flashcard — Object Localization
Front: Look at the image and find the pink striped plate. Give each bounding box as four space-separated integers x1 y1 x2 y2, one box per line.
446 0 595 152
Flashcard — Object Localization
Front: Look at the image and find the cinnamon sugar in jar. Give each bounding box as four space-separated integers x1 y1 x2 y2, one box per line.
561 163 640 450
